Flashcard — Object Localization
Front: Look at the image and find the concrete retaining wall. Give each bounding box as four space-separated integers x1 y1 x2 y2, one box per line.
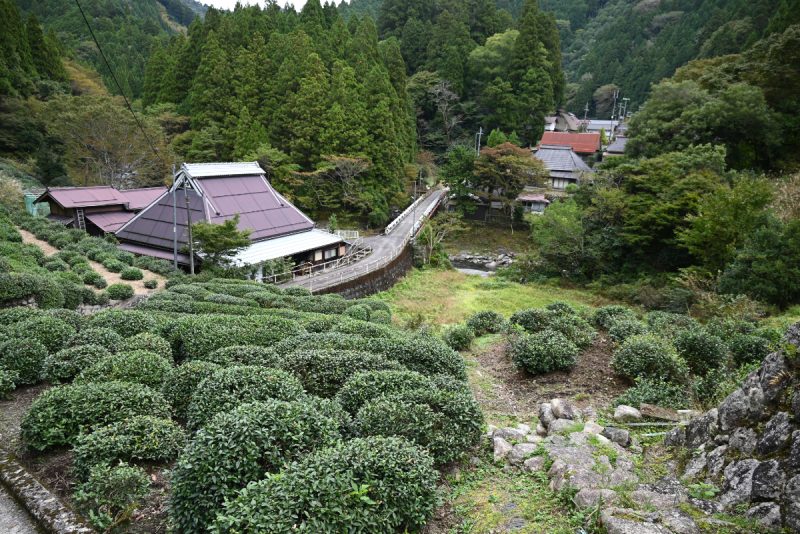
316 245 413 299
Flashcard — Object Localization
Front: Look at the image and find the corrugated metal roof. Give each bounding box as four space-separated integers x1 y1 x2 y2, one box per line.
36 186 127 209
232 229 343 266
85 211 135 232
539 132 601 154
119 242 191 265
183 162 264 178
120 187 166 210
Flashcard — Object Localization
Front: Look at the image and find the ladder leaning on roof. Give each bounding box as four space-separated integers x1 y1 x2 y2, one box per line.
75 208 86 230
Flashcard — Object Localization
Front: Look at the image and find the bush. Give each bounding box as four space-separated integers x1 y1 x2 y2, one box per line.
612 334 689 383
82 271 106 288
594 305 639 329
44 258 69 272
171 399 342 532
9 316 75 354
200 345 277 366
283 286 311 297
0 272 64 308
509 330 579 375
279 350 405 397
21 381 171 450
143 279 158 289
125 333 172 360
42 344 111 384
75 350 172 390
644 312 698 339
466 310 506 336
371 309 392 324
355 388 483 465
344 303 371 321
674 328 728 376
73 416 186 479
336 370 432 415
119 267 143 281
608 319 649 344
509 308 551 332
615 378 690 409
0 368 18 398
0 339 47 384
442 324 474 351
546 313 596 348
211 437 438 534
0 307 41 326
75 463 150 532
161 361 220 420
87 310 158 338
185 366 305 430
729 334 772 366
87 290 110 305
107 283 134 301
204 293 258 307
102 259 126 273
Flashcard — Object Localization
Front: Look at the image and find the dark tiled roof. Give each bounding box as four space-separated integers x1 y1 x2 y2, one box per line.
534 145 593 173
605 136 628 154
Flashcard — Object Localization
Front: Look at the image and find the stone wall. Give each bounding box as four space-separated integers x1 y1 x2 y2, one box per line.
316 245 414 299
666 322 800 532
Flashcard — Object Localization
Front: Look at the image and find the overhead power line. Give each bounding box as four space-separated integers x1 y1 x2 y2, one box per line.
73 0 164 167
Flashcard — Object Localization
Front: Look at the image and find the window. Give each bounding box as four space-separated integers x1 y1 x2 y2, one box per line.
324 248 337 260
314 250 323 262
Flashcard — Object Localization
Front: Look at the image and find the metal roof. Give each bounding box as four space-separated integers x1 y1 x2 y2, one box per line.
182 162 264 178
232 229 343 266
119 187 166 210
539 132 601 154
119 242 191 265
605 136 628 154
85 211 135 233
36 186 127 209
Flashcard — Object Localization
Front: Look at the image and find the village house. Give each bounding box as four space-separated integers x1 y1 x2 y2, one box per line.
544 110 583 133
34 185 165 236
538 132 602 161
516 191 551 214
532 144 594 191
114 162 345 274
603 136 628 158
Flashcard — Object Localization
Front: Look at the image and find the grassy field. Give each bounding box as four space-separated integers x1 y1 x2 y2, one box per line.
377 269 611 327
443 222 534 255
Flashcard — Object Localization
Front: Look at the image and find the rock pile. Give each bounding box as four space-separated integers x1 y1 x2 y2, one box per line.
449 251 514 271
665 322 800 532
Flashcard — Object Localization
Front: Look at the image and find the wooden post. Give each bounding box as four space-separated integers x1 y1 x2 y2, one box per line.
185 186 194 275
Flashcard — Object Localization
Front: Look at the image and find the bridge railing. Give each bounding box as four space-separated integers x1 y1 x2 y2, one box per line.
384 193 428 235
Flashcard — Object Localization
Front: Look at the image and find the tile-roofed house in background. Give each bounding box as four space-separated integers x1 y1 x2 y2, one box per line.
34 185 166 235
516 191 551 214
538 132 602 157
604 136 628 158
584 119 620 135
115 162 345 274
532 145 595 190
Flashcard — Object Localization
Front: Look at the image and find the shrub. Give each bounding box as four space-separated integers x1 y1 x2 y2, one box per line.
283 286 311 297
279 350 405 397
9 316 75 354
102 259 126 273
82 271 105 288
125 333 172 360
211 437 438 534
509 330 579 375
355 388 483 465
107 283 134 301
21 381 171 450
0 368 18 398
608 319 649 344
143 279 158 289
693 362 759 408
336 370 432 414
674 328 728 376
73 416 186 479
185 366 305 430
644 312 698 339
545 301 578 317
44 258 69 272
344 303 371 321
371 309 392 324
200 345 277 367
612 334 689 383
0 339 47 384
466 310 506 336
615 378 690 409
161 361 220 420
171 399 342 532
42 344 111 384
0 272 64 308
119 267 143 281
204 293 258 307
729 334 772 366
45 308 84 332
594 305 639 329
88 310 157 337
0 307 41 326
75 463 150 532
332 318 396 339
442 324 474 351
509 308 551 332
546 314 596 348
75 350 172 390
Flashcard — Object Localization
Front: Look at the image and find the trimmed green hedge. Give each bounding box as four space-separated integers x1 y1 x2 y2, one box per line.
185 366 305 430
42 344 111 384
125 333 172 361
211 437 438 533
68 328 123 353
107 283 134 301
336 370 432 415
509 330 579 375
608 319 649 344
73 416 186 479
466 310 506 336
87 310 158 338
21 381 171 450
594 305 639 330
75 350 172 390
201 345 278 367
8 315 75 353
0 338 47 384
612 334 689 383
442 324 474 351
0 368 19 398
674 328 727 377
120 267 143 281
161 360 221 420
171 399 342 532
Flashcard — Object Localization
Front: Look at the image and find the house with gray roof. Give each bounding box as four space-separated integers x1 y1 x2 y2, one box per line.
604 136 628 157
532 145 594 190
115 162 345 272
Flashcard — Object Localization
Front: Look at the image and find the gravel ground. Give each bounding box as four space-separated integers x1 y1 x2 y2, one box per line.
0 485 41 534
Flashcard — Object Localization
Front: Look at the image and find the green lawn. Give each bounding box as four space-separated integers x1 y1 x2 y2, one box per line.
377 269 611 327
444 222 534 255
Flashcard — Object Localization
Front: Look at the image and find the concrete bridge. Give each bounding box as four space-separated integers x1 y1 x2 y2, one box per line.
280 187 447 295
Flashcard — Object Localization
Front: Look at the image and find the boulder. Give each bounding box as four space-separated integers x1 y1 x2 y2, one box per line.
583 421 604 435
719 459 759 508
785 474 800 532
755 411 792 456
630 489 681 510
783 321 800 350
614 405 642 422
516 423 531 435
493 436 513 461
523 456 546 473
684 409 718 449
758 352 791 403
745 502 782 530
789 431 800 473
551 398 576 420
664 426 685 448
600 508 672 534
681 452 707 482
494 427 527 442
728 427 757 455
705 445 728 480
538 402 555 428
573 488 617 509
718 382 766 431
659 510 700 534
535 422 548 436
548 418 577 435
640 403 681 421
526 434 543 443
751 459 785 501
602 427 632 448
507 443 540 465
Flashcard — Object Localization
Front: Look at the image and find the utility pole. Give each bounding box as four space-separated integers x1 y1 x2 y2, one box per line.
610 89 620 138
475 127 483 157
621 98 630 125
172 166 178 271
184 182 195 275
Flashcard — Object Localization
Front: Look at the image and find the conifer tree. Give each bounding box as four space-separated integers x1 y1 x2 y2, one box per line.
188 32 234 130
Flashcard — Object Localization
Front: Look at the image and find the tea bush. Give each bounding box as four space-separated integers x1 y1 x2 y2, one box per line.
68 328 123 353
120 267 143 281
161 360 220 420
509 308 551 333
9 315 75 353
442 324 474 351
75 463 150 532
729 333 772 365
615 378 689 409
143 279 158 289
185 366 305 430
336 370 432 414
201 345 278 366
644 312 699 339
466 310 506 336
107 283 134 301
211 437 437 534
73 416 186 479
75 350 172 390
21 381 170 450
87 310 158 338
674 328 728 376
0 338 47 384
594 305 639 330
0 368 18 398
171 399 342 532
125 332 172 360
509 329 579 375
612 334 689 383
42 344 111 383
608 319 649 344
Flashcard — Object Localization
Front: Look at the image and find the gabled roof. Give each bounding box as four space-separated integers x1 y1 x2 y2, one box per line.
517 192 550 204
585 119 619 132
605 136 628 154
115 162 315 253
85 212 135 233
36 186 127 209
534 145 594 174
539 132 601 154
119 187 167 210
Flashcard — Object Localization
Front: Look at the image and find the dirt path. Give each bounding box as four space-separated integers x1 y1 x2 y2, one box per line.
18 229 164 296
